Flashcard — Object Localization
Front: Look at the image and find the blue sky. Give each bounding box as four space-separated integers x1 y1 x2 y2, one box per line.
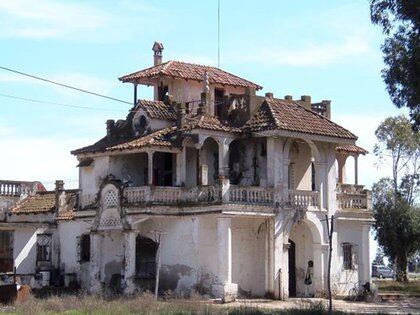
0 0 400 190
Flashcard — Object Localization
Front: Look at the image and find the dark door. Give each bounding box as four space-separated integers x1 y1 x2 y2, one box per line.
288 239 296 297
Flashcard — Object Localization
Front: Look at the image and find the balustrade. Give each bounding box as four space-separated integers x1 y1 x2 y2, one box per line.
336 184 370 210
288 190 319 208
229 185 274 204
0 181 22 196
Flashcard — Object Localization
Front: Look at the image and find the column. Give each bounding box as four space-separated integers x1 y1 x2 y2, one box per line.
354 155 359 185
265 218 275 296
314 162 326 210
89 233 102 294
360 224 371 283
273 214 287 299
313 243 328 296
197 145 208 186
218 139 230 179
147 151 154 185
123 231 137 294
336 154 348 184
176 149 185 186
213 217 237 302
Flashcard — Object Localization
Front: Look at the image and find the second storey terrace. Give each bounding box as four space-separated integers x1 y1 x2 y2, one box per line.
71 42 370 213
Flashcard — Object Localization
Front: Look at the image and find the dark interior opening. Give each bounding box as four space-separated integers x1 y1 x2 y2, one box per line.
214 88 225 118
288 239 296 297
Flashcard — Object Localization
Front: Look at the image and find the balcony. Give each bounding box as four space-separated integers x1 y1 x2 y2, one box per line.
336 184 371 211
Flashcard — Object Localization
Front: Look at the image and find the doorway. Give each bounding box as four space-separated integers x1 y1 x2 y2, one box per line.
288 239 296 297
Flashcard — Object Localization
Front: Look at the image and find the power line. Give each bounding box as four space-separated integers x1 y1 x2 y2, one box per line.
0 92 123 112
0 65 132 105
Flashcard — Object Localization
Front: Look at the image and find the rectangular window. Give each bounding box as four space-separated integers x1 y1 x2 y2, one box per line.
80 234 90 262
0 231 13 273
214 88 225 117
343 243 353 270
36 234 52 264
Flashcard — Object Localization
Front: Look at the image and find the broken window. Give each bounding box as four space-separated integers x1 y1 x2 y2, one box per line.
214 88 225 118
80 234 90 262
0 230 13 273
136 236 158 279
36 234 52 270
343 242 353 270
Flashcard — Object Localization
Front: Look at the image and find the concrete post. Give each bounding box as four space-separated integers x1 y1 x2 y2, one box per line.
147 151 154 185
90 233 102 294
197 146 208 186
123 231 137 294
273 215 287 299
213 217 237 302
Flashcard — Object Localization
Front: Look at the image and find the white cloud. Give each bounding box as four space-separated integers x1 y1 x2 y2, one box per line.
228 35 371 67
0 0 108 39
0 136 92 190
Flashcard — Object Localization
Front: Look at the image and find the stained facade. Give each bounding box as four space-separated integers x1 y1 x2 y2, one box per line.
0 42 373 301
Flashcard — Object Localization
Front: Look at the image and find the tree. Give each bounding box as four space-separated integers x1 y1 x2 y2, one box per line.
370 0 420 130
373 115 420 281
373 248 385 266
373 179 420 281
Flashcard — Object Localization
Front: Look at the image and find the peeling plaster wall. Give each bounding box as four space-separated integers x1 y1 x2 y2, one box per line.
80 156 110 196
185 147 198 187
134 215 268 297
109 153 148 186
58 220 91 287
290 142 312 190
231 217 266 296
101 231 124 285
334 221 364 295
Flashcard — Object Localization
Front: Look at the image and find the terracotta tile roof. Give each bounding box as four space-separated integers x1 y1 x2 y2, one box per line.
119 60 262 90
244 98 357 140
136 99 176 121
181 115 241 133
11 191 55 214
336 144 368 155
108 127 176 151
57 209 75 220
72 127 177 155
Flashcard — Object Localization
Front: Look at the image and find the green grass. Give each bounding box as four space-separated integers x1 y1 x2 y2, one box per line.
374 279 420 295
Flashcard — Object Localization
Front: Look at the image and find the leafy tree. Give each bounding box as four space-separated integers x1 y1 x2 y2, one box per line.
370 0 420 130
373 115 420 281
373 248 385 266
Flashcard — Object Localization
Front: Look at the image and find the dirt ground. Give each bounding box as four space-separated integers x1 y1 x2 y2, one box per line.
225 297 420 314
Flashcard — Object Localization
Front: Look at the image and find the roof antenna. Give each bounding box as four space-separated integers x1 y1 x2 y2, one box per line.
217 0 221 68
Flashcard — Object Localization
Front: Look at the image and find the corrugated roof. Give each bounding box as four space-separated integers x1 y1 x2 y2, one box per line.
119 60 262 90
244 98 357 140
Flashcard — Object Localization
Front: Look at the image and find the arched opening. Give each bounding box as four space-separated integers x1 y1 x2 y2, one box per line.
136 236 158 291
201 137 219 185
288 141 314 191
288 220 315 297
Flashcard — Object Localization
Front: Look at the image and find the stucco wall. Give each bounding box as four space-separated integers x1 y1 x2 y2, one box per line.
80 156 109 196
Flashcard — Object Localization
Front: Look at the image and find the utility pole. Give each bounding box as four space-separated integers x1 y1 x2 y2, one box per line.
325 215 334 315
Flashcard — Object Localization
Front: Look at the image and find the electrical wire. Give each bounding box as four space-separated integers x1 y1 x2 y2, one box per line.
0 92 123 112
0 65 132 105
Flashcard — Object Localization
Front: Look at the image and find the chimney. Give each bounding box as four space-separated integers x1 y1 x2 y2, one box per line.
300 95 312 110
152 41 164 66
55 180 64 213
284 95 293 100
106 119 115 138
265 92 274 99
322 100 331 119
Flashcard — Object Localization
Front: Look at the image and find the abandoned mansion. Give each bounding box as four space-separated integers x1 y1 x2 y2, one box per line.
0 42 373 301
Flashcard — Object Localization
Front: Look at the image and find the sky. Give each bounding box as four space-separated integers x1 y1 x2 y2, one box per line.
0 0 402 261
